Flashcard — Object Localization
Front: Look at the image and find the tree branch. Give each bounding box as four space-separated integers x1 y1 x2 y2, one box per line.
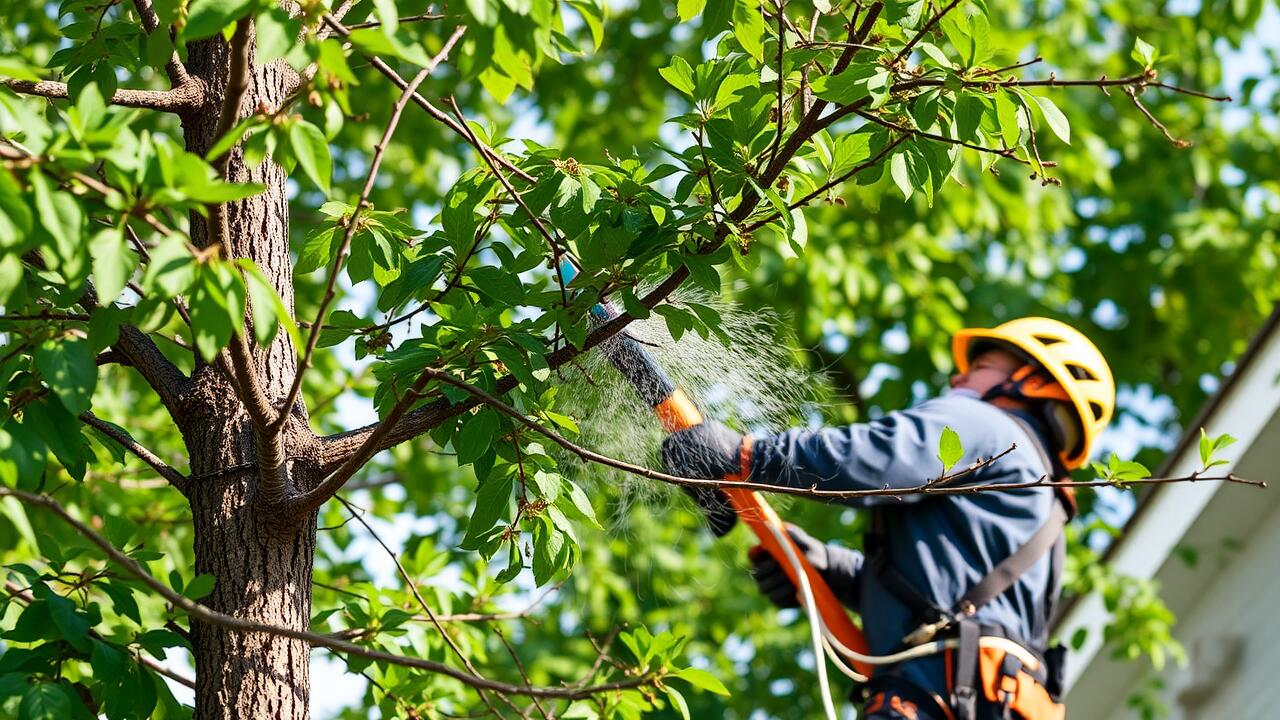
320 15 535 183
0 78 203 113
420 368 1267 502
130 0 191 87
80 411 189 493
0 486 664 701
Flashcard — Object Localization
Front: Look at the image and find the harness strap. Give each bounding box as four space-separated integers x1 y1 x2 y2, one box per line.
952 620 980 720
956 502 1067 618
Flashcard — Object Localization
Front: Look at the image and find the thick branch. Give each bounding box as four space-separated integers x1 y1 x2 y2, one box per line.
130 0 191 86
0 78 203 113
200 20 287 502
0 486 661 700
80 411 189 493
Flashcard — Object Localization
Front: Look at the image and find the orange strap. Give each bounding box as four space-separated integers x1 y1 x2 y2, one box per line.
654 389 873 677
978 646 1065 720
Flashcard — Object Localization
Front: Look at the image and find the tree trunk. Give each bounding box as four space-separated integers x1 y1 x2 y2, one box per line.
176 28 323 720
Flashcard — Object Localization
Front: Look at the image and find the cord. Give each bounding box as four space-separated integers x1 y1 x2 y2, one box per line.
762 522 1046 718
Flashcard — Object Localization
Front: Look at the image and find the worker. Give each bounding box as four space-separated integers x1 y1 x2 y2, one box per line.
662 317 1114 720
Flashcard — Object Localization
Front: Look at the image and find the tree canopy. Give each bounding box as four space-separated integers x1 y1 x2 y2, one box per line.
0 0 1276 718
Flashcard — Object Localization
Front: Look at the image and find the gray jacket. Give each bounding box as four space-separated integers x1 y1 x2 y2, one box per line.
750 393 1063 708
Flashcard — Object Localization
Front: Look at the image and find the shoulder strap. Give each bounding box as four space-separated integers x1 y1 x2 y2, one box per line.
954 501 1067 616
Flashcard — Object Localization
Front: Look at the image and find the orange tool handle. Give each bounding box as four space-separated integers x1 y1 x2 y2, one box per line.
656 390 873 677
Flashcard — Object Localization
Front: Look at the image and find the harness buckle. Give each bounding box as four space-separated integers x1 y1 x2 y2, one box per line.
952 685 978 720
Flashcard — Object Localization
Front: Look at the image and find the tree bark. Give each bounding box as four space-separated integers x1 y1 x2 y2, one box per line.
177 27 323 720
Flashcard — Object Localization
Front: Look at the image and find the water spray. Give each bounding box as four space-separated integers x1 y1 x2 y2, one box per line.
556 260 874 695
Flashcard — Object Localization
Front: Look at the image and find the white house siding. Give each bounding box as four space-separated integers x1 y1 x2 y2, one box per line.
1063 369 1280 717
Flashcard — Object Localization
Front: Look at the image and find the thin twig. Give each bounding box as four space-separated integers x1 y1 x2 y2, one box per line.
1125 85 1191 148
79 411 189 493
892 0 964 66
274 26 467 442
335 494 511 717
422 368 1267 503
346 12 445 29
0 486 664 700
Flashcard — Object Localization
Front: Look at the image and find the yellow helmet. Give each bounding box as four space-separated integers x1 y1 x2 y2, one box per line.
952 317 1115 470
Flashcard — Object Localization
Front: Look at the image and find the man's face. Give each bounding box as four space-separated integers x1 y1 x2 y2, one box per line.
950 348 1023 396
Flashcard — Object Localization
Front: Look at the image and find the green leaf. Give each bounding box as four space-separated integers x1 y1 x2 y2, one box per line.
456 409 501 464
678 0 706 21
46 594 91 652
809 65 877 106
937 426 963 473
184 0 256 41
142 235 197 297
468 265 525 304
466 473 515 541
347 28 434 67
954 93 983 141
666 686 691 720
31 172 87 284
89 227 135 305
732 0 766 62
1198 428 1237 470
1028 94 1071 145
90 639 128 680
659 56 697 97
890 151 913 200
1132 36 1157 68
183 573 217 600
675 667 730 696
189 262 247 361
560 480 601 528
19 683 70 720
289 120 332 194
238 259 299 348
35 339 97 416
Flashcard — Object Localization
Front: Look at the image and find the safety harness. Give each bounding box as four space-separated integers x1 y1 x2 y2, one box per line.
860 412 1072 720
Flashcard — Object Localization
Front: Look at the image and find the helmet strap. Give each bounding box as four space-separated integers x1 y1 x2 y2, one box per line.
982 365 1081 463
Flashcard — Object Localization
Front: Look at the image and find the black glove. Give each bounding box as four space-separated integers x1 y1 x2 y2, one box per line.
661 421 745 537
748 524 863 610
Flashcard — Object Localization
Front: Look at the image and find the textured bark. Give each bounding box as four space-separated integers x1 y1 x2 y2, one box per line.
177 26 322 720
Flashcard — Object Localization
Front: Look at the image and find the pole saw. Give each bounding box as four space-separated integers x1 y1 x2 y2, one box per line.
555 260 874 693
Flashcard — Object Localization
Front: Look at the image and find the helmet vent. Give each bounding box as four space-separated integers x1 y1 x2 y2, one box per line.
1034 334 1064 346
1089 401 1105 420
1065 363 1097 381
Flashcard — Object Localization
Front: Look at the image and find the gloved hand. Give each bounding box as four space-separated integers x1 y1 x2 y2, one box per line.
748 524 863 610
661 421 745 537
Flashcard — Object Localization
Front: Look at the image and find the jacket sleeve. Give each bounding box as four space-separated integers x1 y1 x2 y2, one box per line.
747 397 999 506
